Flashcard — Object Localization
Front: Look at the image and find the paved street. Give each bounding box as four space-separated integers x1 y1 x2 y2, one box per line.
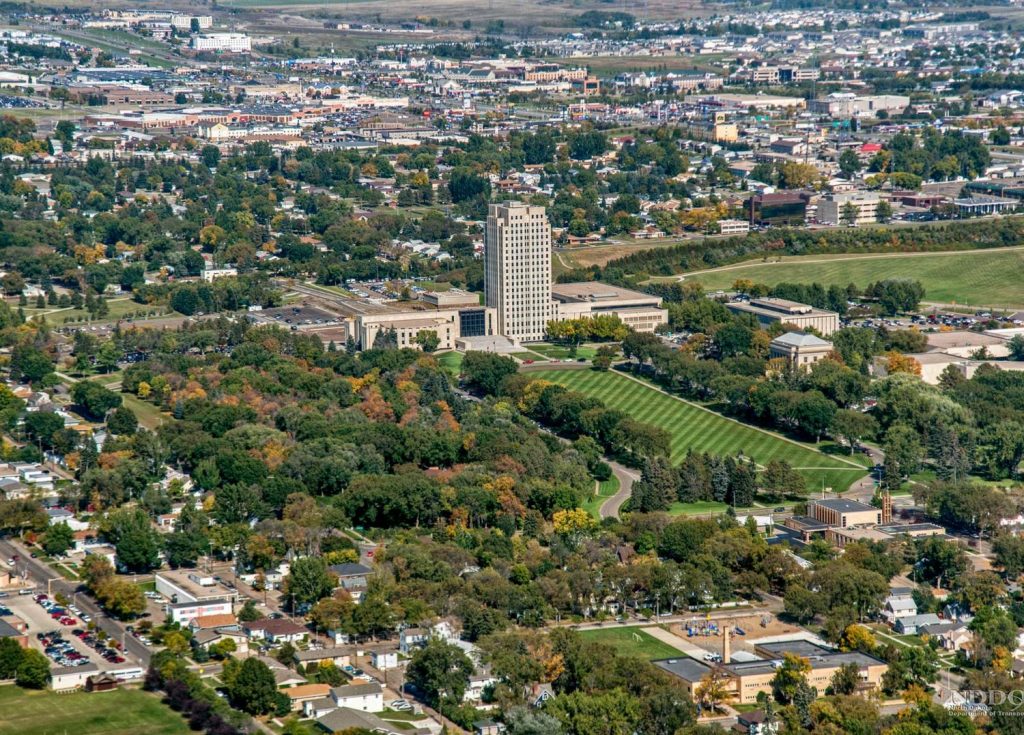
0 538 152 667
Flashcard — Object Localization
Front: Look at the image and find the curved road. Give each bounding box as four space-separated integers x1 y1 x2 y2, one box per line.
600 462 638 519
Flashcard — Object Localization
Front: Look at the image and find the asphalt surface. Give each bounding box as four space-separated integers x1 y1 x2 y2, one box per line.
0 538 152 667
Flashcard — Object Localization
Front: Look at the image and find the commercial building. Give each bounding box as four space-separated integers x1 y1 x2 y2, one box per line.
953 195 1016 217
769 331 834 369
167 598 234 625
484 201 552 343
744 192 810 226
190 33 251 53
809 93 910 118
717 219 750 236
156 569 239 606
727 298 839 336
551 282 668 333
817 192 881 226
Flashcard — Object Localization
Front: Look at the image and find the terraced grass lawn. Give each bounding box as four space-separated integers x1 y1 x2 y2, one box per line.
583 475 621 519
0 685 189 735
664 247 1024 308
579 627 685 660
530 369 866 492
526 343 602 360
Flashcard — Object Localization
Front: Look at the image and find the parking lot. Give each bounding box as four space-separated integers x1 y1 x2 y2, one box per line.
2 592 129 672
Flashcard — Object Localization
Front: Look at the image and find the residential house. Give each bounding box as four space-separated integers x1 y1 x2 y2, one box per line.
894 613 942 635
293 647 351 669
528 682 554 707
881 591 918 625
283 683 331 712
304 681 384 717
242 618 308 644
329 562 372 602
257 656 307 687
316 708 419 735
736 710 780 735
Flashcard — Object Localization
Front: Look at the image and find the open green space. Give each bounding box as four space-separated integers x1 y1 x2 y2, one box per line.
664 247 1024 308
530 369 866 492
526 343 602 360
579 627 685 660
0 685 190 735
514 352 547 363
120 394 167 430
437 350 464 377
583 475 620 519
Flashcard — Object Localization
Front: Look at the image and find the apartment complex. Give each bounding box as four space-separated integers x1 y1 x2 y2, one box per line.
727 297 839 336
817 192 881 226
485 201 552 343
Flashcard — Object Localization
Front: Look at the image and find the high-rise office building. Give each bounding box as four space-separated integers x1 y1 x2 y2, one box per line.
484 201 552 342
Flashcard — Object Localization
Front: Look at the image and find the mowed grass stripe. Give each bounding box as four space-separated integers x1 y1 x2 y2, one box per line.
534 369 864 491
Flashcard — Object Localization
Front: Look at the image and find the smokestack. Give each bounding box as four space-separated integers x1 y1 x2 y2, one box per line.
723 626 731 664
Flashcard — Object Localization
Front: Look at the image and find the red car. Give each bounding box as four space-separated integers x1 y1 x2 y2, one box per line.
60 617 76 626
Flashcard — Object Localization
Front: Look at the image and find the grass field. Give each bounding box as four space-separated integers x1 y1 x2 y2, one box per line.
583 475 621 519
530 369 866 492
437 350 464 377
527 343 601 360
579 627 685 660
0 685 189 735
662 247 1024 308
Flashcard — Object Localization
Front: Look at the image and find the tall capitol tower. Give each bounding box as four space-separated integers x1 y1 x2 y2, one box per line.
484 201 553 343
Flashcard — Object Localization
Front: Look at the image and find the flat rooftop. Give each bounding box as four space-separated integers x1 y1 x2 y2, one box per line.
158 569 235 600
728 299 836 320
926 331 1006 349
654 657 712 682
551 281 661 305
811 498 877 513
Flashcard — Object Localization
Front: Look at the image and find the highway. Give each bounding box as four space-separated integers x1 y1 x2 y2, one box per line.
0 538 152 667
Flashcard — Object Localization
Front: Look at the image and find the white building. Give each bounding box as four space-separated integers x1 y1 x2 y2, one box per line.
167 598 233 625
484 201 552 343
190 33 251 53
817 192 880 226
171 15 212 31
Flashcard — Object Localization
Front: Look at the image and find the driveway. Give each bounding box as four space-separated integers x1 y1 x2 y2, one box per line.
600 462 638 519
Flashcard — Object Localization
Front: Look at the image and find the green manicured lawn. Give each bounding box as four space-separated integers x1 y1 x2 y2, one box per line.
526 343 602 360
531 369 866 492
579 627 685 660
0 685 190 735
436 350 463 377
664 247 1024 308
514 352 547 362
583 475 621 519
